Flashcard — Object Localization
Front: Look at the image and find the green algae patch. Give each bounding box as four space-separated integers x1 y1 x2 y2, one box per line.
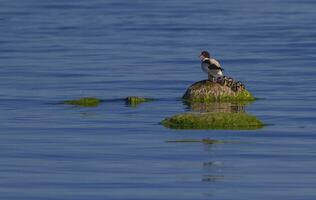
166 138 224 145
64 97 101 107
161 112 264 130
183 80 255 103
125 96 154 107
184 88 255 103
214 90 255 102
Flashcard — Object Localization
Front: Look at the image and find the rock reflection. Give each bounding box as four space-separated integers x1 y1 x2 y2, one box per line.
184 101 249 113
202 161 224 182
166 138 224 145
203 161 223 168
202 175 225 182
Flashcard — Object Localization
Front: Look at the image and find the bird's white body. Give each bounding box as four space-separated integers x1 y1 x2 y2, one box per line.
201 58 223 81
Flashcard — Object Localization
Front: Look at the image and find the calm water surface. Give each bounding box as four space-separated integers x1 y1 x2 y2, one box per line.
1 0 316 199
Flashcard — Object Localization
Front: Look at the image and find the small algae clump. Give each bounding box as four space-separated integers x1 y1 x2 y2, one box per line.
183 80 255 103
161 112 264 130
64 97 101 107
125 96 154 107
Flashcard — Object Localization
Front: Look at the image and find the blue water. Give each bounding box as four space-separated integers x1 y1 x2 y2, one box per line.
1 0 316 199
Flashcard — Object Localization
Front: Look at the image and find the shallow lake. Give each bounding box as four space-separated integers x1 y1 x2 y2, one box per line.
1 0 316 199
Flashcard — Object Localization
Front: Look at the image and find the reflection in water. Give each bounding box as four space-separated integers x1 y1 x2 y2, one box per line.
166 138 224 144
202 162 224 182
184 101 250 113
166 139 225 183
203 161 223 168
202 175 225 182
80 112 98 118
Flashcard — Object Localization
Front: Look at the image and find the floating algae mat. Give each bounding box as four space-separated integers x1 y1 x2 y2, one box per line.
64 97 101 107
125 96 154 107
161 112 264 130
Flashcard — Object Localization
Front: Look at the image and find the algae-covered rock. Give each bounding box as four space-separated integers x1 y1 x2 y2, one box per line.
125 96 154 107
183 80 254 102
161 112 264 130
64 97 101 107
